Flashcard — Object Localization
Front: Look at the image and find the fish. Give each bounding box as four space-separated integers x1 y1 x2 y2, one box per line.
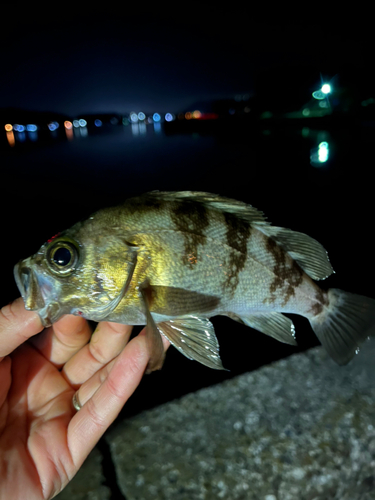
14 191 375 372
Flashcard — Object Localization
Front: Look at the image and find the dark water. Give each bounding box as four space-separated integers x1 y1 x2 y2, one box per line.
2 120 374 417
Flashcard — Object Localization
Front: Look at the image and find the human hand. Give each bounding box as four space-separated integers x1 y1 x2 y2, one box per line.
0 298 169 499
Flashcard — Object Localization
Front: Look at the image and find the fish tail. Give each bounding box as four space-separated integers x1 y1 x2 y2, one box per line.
309 288 375 365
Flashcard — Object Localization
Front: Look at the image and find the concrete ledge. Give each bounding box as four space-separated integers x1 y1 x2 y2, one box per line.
107 342 375 500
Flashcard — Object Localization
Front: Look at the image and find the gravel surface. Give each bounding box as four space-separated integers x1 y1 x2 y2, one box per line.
107 341 375 500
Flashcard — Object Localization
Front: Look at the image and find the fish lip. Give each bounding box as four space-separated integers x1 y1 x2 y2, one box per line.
13 261 60 326
14 261 30 304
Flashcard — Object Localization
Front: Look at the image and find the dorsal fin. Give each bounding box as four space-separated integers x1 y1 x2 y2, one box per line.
146 191 268 224
258 225 334 280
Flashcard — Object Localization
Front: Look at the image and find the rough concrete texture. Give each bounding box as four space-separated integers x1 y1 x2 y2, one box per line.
107 341 375 500
55 446 110 500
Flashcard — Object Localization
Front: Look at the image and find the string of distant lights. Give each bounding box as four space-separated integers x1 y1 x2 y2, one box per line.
3 109 220 148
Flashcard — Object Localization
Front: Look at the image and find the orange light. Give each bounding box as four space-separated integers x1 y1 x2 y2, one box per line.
192 110 202 119
6 130 15 147
5 124 13 132
185 112 192 120
64 121 73 141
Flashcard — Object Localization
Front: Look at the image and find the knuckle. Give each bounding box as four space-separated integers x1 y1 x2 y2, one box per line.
0 302 17 326
85 397 106 429
88 340 108 366
125 338 149 377
105 372 123 401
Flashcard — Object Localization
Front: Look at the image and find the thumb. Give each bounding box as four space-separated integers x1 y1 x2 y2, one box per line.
0 298 43 359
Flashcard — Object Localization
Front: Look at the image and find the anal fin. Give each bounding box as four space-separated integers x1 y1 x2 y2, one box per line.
227 311 297 345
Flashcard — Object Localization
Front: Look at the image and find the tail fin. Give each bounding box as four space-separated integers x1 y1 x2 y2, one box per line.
309 288 375 365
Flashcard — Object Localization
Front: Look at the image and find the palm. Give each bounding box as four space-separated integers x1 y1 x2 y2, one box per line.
0 344 76 498
0 298 160 500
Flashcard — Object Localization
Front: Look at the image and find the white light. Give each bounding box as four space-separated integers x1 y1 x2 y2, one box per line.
130 112 138 123
138 112 146 121
131 123 139 135
321 84 331 94
310 141 330 167
78 119 87 127
318 141 329 162
73 120 80 128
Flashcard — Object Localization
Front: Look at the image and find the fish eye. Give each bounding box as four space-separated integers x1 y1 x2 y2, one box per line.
53 247 72 267
47 241 78 275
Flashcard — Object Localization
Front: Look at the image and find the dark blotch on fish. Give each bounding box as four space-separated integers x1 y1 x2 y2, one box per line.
124 194 164 214
171 201 209 268
266 237 304 306
309 288 329 316
223 212 251 293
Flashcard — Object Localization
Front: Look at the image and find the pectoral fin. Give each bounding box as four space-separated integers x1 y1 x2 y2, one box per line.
140 286 166 373
157 316 226 370
227 311 297 345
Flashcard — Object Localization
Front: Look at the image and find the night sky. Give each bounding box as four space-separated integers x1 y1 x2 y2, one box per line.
1 8 372 116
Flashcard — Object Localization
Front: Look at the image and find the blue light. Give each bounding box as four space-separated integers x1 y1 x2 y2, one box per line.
26 124 38 132
154 122 162 133
94 119 102 127
17 132 26 142
48 122 59 131
165 113 174 122
14 124 25 132
312 90 324 100
73 120 80 128
153 113 161 122
78 119 87 127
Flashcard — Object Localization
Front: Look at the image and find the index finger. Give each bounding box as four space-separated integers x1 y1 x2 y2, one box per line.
0 297 43 359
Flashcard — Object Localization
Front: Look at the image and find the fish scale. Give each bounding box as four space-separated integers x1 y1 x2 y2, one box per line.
14 191 375 371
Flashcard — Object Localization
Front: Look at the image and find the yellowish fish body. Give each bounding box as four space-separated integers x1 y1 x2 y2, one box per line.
14 192 375 371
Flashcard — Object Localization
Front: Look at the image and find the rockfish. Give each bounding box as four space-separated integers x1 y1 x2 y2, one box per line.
14 191 375 371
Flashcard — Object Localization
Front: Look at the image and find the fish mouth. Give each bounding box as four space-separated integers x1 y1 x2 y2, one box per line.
14 261 60 327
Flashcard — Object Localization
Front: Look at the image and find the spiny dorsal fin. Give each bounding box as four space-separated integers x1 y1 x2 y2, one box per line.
147 191 267 224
